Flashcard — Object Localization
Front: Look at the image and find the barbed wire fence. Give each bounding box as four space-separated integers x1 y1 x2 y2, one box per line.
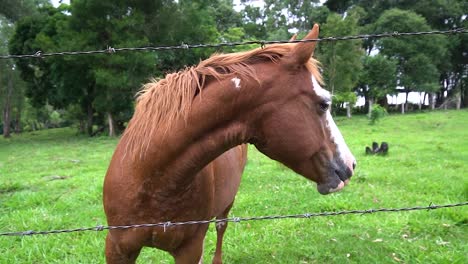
1 202 466 237
0 28 467 239
0 28 466 59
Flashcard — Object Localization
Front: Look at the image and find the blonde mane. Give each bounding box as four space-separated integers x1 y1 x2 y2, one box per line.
122 44 322 159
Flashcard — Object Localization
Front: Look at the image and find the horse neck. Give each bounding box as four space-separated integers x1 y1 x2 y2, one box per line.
133 76 255 182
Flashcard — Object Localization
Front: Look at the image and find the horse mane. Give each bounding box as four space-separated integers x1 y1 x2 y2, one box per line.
122 44 322 160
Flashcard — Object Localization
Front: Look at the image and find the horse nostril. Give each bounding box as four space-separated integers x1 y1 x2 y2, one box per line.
352 161 357 170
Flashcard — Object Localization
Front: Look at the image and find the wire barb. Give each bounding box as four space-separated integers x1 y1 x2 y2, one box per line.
163 221 172 232
106 46 116 54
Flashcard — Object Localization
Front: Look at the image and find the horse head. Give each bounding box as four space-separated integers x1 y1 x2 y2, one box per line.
248 25 356 194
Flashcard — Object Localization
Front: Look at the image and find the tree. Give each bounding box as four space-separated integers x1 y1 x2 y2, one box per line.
318 9 364 117
1 15 27 137
0 0 48 137
61 0 157 136
10 1 229 136
358 54 397 115
374 9 448 112
0 0 49 22
326 0 466 109
8 6 60 108
240 0 326 40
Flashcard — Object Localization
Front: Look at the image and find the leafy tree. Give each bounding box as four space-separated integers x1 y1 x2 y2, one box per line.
1 15 27 137
211 0 243 33
358 54 397 115
401 54 440 109
0 0 49 137
8 6 62 108
326 0 466 109
10 1 229 136
0 0 49 22
318 9 364 117
240 0 326 39
63 0 156 136
373 8 448 111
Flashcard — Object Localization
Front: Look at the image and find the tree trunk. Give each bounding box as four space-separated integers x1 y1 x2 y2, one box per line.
429 93 435 110
2 106 11 138
107 112 115 137
79 120 85 133
418 92 423 110
405 91 409 112
401 103 405 114
368 98 373 117
346 103 351 118
87 103 93 136
462 82 467 108
14 110 21 134
456 92 461 110
2 71 13 138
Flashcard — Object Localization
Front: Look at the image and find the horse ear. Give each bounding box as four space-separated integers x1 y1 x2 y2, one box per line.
285 24 319 66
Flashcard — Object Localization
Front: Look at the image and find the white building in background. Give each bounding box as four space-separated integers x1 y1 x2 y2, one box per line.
355 92 430 107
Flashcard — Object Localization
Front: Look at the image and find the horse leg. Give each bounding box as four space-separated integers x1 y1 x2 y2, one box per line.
212 203 234 264
172 224 209 264
105 233 142 264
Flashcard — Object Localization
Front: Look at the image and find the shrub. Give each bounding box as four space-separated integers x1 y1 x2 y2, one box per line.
369 104 387 124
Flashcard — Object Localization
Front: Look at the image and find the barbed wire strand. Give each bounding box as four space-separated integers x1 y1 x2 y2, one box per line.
0 28 466 60
1 201 466 237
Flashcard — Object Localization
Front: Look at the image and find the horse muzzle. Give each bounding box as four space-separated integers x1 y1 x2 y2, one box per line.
316 157 354 195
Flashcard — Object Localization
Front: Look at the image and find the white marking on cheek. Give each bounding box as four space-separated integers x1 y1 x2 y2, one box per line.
231 77 241 89
311 75 330 100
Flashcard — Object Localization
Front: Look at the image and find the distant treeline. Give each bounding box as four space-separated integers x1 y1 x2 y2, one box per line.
1 0 466 137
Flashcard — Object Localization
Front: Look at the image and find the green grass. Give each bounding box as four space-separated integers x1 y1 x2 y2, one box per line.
1 110 467 263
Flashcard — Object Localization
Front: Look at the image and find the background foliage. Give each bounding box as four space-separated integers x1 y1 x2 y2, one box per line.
0 0 466 137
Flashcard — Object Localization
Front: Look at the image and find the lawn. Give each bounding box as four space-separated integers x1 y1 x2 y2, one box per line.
0 110 467 263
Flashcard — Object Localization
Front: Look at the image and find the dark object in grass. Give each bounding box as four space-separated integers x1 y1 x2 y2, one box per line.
365 142 389 155
43 175 70 181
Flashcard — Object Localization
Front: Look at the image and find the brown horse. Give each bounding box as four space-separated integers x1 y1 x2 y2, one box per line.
103 24 356 263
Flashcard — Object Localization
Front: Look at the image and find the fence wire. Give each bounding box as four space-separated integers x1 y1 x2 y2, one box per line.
0 28 466 60
1 201 466 237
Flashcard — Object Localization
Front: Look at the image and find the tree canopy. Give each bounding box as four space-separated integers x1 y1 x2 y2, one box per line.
2 0 466 137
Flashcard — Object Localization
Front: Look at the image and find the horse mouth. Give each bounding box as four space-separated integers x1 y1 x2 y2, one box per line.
316 162 352 195
317 180 344 195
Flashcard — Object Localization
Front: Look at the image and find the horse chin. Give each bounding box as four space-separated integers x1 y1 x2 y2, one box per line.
317 179 345 195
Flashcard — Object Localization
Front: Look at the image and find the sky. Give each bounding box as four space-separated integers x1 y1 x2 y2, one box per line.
51 0 69 7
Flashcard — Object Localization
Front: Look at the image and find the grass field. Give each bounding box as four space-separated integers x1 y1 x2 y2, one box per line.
0 110 467 263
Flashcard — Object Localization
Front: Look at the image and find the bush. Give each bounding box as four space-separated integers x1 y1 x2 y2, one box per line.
369 104 387 124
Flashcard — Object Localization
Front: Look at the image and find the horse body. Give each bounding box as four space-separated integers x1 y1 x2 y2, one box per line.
104 24 356 263
104 143 247 263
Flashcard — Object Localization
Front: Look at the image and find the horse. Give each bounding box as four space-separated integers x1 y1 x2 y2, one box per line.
103 24 356 264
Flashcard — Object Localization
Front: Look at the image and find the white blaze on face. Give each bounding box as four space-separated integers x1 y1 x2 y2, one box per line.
231 77 241 89
326 111 355 167
311 75 330 99
311 75 355 169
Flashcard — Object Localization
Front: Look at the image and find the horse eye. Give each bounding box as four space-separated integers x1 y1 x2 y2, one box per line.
319 101 330 112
